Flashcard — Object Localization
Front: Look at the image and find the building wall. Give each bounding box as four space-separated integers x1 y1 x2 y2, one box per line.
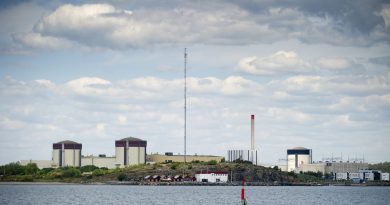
128 147 139 165
63 149 80 167
195 173 228 183
115 147 124 165
299 162 368 174
381 173 389 181
226 150 258 165
52 149 60 168
287 154 296 172
287 154 311 172
115 146 146 166
81 157 117 169
19 160 52 169
148 154 224 163
327 162 368 173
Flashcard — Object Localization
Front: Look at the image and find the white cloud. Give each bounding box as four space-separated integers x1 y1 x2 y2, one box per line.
1 75 390 164
317 57 351 69
237 51 311 75
64 77 114 96
379 4 390 28
10 2 388 50
271 73 390 96
12 32 73 49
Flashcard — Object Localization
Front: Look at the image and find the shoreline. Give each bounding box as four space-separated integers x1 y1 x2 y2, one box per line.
1 181 389 186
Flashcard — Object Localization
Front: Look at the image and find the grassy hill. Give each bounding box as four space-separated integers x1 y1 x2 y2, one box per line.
1 161 297 184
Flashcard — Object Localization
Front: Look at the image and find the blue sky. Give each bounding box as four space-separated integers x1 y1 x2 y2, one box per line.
0 0 389 165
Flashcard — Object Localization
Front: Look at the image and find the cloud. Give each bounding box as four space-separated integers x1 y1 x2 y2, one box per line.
369 56 390 66
237 51 311 75
10 1 390 50
1 74 390 164
229 0 390 45
271 73 390 96
317 57 351 70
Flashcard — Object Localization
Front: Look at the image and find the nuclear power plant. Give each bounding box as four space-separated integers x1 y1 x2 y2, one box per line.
226 114 259 165
287 147 312 172
20 137 148 169
52 140 82 167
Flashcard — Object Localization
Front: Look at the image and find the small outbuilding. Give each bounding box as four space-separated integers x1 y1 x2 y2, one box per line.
195 171 228 183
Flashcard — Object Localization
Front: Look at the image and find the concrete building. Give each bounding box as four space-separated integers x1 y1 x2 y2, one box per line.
147 153 224 163
115 137 147 166
19 160 52 169
298 162 368 174
332 170 389 182
226 115 259 165
287 147 312 172
81 155 117 169
20 137 148 169
227 150 258 165
381 173 389 181
52 140 82 168
195 171 228 183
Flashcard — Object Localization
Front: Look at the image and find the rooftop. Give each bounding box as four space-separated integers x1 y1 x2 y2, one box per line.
290 146 309 150
117 137 145 142
55 140 80 144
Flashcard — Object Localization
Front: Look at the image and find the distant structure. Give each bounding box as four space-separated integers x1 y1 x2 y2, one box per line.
227 114 259 165
195 170 228 183
20 137 147 169
147 152 223 163
52 140 82 167
115 137 147 166
287 147 312 172
184 48 187 163
281 146 369 175
297 161 368 174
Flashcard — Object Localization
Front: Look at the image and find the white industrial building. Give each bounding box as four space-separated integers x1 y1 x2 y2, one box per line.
20 137 147 169
297 161 369 174
52 140 82 167
227 115 259 165
81 155 117 169
115 137 146 166
195 171 228 183
333 170 389 182
287 147 312 172
227 150 258 165
381 173 389 181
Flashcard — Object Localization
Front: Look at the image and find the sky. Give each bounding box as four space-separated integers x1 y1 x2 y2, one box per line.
0 0 389 165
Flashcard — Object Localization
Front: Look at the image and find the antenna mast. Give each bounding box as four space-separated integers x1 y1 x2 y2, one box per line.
184 48 187 163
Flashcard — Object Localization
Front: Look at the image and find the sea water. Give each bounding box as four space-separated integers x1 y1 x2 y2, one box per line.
0 185 389 204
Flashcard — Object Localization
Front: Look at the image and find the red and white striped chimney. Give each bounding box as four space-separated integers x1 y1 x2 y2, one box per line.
251 114 255 150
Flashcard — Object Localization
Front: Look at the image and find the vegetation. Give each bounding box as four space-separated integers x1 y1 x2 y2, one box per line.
0 162 38 176
369 162 390 173
0 161 341 184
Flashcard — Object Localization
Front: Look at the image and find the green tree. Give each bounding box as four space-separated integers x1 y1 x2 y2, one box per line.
80 165 99 173
117 174 126 181
61 167 81 177
92 169 105 176
24 163 39 175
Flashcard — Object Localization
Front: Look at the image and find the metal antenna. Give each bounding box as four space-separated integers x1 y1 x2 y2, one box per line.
184 48 187 163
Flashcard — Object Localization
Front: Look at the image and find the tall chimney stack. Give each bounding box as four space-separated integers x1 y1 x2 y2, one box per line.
251 114 255 150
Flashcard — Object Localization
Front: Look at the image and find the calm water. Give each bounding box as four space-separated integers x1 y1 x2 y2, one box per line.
0 185 389 205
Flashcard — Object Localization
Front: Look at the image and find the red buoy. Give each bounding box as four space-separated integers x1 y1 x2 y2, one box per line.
241 179 247 204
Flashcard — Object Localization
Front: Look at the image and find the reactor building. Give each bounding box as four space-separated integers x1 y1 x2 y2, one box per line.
227 114 258 165
52 140 82 167
22 136 147 169
287 147 312 172
115 137 147 166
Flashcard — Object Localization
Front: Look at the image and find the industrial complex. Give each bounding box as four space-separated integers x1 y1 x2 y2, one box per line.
227 115 259 165
20 136 223 169
22 137 148 169
18 113 389 183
